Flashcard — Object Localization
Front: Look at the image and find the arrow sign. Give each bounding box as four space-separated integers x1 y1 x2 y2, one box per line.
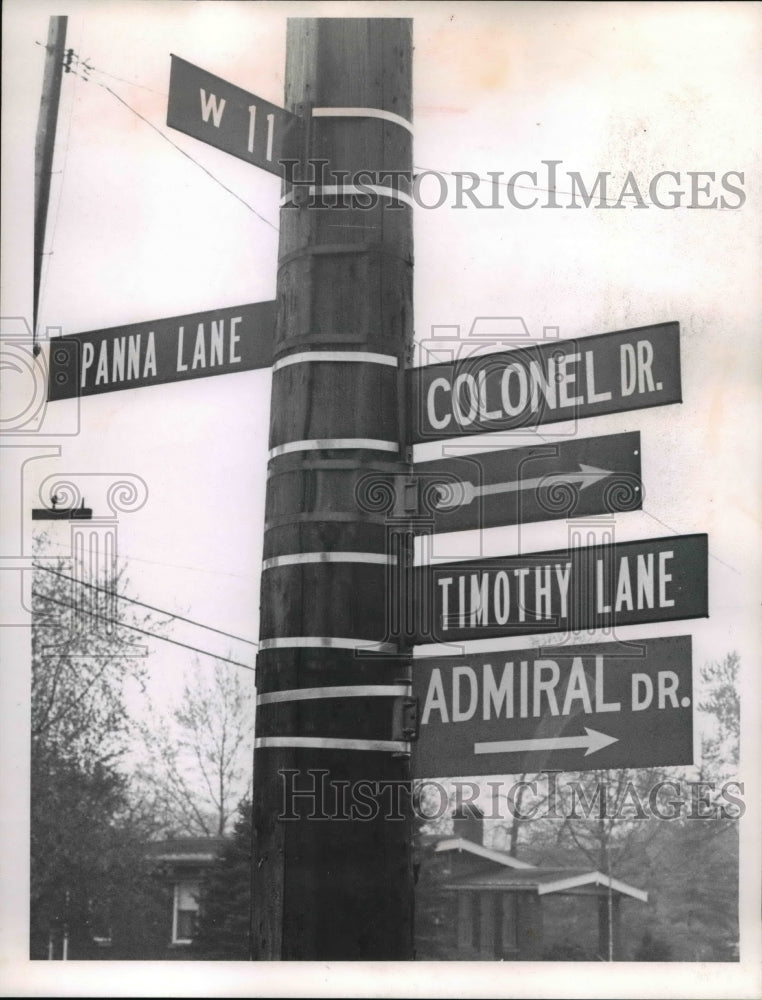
415 533 707 645
439 464 612 508
411 635 693 778
47 301 275 400
474 727 618 757
167 55 302 178
414 432 641 533
409 322 681 443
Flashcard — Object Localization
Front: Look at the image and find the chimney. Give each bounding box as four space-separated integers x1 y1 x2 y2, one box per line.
452 803 484 845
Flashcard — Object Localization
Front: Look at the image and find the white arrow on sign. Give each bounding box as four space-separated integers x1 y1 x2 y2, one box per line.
435 464 614 510
474 727 619 757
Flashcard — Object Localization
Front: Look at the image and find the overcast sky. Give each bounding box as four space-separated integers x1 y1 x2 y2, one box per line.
2 2 761 996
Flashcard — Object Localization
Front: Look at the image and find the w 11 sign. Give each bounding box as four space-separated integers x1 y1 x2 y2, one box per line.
410 322 681 443
167 55 302 177
415 533 707 644
412 635 693 777
47 301 275 400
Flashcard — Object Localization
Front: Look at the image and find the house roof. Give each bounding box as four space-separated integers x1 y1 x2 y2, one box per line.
145 836 226 863
433 837 535 870
441 864 648 902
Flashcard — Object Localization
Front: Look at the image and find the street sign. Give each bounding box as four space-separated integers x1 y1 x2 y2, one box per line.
410 322 681 443
415 533 707 645
414 431 641 534
47 301 275 400
411 635 694 777
167 55 302 177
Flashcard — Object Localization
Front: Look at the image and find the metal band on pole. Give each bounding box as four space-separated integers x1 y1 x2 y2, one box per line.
279 185 415 209
258 636 399 653
273 350 399 372
255 736 411 753
258 684 410 705
311 106 414 134
262 552 397 570
268 439 399 459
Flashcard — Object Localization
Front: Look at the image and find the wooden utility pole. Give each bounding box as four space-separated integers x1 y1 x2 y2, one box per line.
252 18 414 960
34 15 68 340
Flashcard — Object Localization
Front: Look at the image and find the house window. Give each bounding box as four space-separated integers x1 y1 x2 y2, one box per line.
87 896 113 948
172 881 200 945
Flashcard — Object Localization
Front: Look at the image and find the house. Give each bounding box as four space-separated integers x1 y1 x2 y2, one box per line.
143 836 226 957
415 809 647 961
38 836 227 960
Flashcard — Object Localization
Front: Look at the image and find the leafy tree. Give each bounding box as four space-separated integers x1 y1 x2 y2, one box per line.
31 747 171 959
31 542 154 765
191 797 253 959
646 815 738 961
698 651 740 779
134 660 255 837
30 542 166 958
633 653 742 962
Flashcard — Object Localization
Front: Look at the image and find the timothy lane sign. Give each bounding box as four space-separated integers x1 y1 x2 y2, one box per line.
415 533 707 645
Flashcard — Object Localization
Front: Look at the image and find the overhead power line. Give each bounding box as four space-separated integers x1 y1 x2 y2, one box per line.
35 564 259 647
41 42 279 231
33 590 256 672
40 537 259 582
72 55 168 96
99 81 280 231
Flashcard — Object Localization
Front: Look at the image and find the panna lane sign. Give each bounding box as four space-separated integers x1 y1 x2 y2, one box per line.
415 533 707 645
411 635 694 777
410 321 681 443
47 301 275 400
